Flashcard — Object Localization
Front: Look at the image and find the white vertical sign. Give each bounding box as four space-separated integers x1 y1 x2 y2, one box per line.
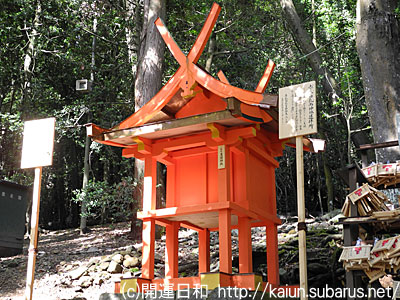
21 118 55 169
218 145 225 169
279 81 317 139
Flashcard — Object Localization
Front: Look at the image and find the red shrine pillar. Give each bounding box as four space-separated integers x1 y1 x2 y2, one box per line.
141 157 157 279
266 224 279 285
165 222 179 278
238 216 253 273
199 229 210 273
217 145 232 274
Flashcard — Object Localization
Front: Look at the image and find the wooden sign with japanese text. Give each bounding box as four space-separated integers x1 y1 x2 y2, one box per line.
21 118 56 169
362 165 378 179
279 81 317 139
218 145 226 169
347 184 371 205
339 245 372 262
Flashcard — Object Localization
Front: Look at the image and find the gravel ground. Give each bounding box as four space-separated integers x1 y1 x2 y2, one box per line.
0 222 134 300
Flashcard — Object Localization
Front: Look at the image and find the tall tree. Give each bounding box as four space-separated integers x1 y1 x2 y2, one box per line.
356 0 400 162
131 0 166 239
22 0 41 117
280 0 342 101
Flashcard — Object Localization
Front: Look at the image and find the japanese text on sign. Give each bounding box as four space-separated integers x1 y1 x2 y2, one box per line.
278 81 317 139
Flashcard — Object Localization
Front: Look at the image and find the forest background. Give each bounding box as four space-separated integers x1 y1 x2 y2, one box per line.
1 0 399 233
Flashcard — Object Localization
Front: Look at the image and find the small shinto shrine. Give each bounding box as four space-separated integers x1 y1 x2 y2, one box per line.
87 2 305 293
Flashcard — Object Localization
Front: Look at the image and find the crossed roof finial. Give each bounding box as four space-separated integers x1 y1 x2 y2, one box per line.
115 2 276 130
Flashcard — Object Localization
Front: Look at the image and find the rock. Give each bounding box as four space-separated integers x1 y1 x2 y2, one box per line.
88 257 100 267
78 275 93 288
73 286 84 293
100 255 112 263
328 213 345 224
107 261 122 274
99 261 110 271
94 277 104 285
64 264 74 272
307 263 329 275
310 221 330 230
69 266 88 280
110 274 124 282
112 254 123 263
86 246 99 253
6 261 18 268
88 265 96 272
133 243 142 252
122 271 133 278
154 252 163 262
123 256 139 268
210 261 219 272
60 277 72 286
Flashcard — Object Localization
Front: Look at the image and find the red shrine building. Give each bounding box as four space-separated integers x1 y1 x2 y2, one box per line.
87 2 309 294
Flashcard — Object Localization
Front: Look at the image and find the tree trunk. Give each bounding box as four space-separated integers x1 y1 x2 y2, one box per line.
22 0 41 117
125 0 140 100
80 16 97 234
205 33 216 73
134 0 166 111
80 116 91 234
356 0 400 162
130 0 166 240
22 0 41 237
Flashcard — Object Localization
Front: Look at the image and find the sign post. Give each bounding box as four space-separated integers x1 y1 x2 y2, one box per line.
21 117 55 300
279 81 317 300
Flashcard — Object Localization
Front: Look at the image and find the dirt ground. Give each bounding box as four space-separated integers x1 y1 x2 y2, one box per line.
0 222 135 300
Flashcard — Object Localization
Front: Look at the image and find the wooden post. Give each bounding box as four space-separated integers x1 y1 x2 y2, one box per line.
218 209 232 273
199 229 210 273
143 157 157 211
266 224 279 285
396 113 400 150
142 220 155 279
344 165 362 300
238 217 252 273
296 136 308 300
141 156 157 279
165 222 179 278
25 167 42 300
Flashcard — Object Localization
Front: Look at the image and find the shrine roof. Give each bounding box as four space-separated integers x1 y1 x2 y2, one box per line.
87 3 284 148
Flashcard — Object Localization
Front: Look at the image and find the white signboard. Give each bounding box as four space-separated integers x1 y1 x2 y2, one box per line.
218 145 225 169
279 81 317 139
21 118 56 169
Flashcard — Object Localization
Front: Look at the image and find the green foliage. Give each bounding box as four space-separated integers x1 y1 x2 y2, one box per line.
0 0 384 227
72 177 137 225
